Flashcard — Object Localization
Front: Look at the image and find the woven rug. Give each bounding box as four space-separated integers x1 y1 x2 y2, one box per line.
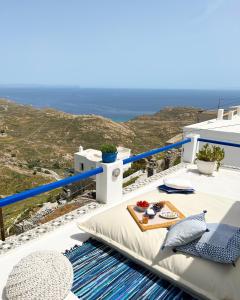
64 239 198 300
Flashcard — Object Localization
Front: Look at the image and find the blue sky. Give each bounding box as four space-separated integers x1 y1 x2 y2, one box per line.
0 0 239 89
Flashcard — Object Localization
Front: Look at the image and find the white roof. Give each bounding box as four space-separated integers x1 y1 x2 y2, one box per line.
75 147 131 162
184 114 240 134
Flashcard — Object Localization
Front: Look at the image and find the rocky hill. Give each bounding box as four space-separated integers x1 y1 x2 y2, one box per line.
0 98 216 232
0 99 216 176
125 107 216 152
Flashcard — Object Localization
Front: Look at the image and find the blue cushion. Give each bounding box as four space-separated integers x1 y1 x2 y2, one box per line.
162 211 207 249
159 185 195 194
176 223 240 264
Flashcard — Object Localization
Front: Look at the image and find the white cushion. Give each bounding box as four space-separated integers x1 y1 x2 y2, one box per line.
78 191 240 300
163 178 194 190
6 251 73 300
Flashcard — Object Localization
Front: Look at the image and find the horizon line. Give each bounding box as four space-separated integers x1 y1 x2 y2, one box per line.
0 84 240 91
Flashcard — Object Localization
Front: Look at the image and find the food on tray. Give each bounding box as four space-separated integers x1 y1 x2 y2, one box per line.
142 215 149 224
159 211 179 219
136 201 150 212
152 202 164 212
146 208 156 219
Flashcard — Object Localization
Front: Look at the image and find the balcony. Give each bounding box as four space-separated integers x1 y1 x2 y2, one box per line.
1 133 240 300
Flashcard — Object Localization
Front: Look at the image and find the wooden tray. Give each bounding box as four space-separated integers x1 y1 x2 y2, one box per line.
127 201 185 232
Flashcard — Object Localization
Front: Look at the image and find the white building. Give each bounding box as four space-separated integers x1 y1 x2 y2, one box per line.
74 145 131 174
183 106 240 168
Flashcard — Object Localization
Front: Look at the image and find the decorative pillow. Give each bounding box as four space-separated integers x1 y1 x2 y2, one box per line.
176 223 240 264
6 251 73 300
162 211 207 249
163 178 194 190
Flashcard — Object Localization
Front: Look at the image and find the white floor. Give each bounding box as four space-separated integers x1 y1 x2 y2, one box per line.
1 164 240 299
124 164 240 202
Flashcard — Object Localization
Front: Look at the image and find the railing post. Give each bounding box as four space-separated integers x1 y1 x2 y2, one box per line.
0 208 5 241
217 109 224 120
237 106 240 117
96 160 123 204
182 133 200 163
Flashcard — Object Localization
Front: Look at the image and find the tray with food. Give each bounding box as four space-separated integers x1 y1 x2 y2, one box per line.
127 201 185 231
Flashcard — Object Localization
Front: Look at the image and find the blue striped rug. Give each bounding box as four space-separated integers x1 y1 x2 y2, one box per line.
64 239 198 300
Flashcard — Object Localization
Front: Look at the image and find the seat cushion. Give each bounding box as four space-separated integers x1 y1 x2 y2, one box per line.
162 211 207 248
6 250 73 300
176 223 240 264
78 190 240 300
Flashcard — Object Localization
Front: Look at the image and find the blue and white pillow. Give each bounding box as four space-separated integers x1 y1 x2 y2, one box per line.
176 223 240 264
162 211 207 249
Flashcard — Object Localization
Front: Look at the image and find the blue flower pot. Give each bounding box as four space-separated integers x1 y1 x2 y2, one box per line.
102 152 118 163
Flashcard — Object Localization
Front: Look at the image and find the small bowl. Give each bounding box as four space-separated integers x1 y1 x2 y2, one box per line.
136 201 150 212
146 208 156 219
136 206 147 213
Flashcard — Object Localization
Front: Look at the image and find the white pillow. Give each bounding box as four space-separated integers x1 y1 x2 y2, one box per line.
163 178 194 190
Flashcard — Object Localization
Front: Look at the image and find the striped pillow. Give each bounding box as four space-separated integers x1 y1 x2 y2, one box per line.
176 223 240 264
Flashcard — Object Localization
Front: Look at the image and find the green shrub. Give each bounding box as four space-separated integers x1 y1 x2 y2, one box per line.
52 161 60 169
173 156 181 166
132 159 147 171
123 159 147 178
27 159 40 169
123 176 139 187
196 143 225 170
47 194 56 203
123 168 136 178
100 144 117 153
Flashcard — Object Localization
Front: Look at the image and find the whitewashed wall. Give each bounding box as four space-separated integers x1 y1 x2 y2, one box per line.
183 129 240 168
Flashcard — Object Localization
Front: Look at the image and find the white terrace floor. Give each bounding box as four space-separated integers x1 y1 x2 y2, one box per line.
1 163 240 299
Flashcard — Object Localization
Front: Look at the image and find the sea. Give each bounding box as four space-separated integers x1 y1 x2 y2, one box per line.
0 86 239 122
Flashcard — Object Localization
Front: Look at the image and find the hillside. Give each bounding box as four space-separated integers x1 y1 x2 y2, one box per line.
0 99 134 174
125 107 216 152
0 100 216 184
0 99 216 232
0 99 216 174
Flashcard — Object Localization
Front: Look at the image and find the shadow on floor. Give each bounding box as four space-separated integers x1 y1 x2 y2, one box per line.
70 232 90 242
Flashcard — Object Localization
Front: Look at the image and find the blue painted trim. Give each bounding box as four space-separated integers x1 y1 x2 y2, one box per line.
0 167 103 208
123 138 191 165
198 138 240 148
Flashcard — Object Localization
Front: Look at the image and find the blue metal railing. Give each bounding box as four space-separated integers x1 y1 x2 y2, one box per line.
0 167 103 208
123 138 191 165
198 138 240 148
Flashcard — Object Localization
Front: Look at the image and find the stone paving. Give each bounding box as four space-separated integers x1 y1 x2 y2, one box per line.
0 202 103 255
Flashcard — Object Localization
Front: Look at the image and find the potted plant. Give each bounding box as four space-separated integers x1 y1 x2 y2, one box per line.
196 143 225 175
100 144 118 163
